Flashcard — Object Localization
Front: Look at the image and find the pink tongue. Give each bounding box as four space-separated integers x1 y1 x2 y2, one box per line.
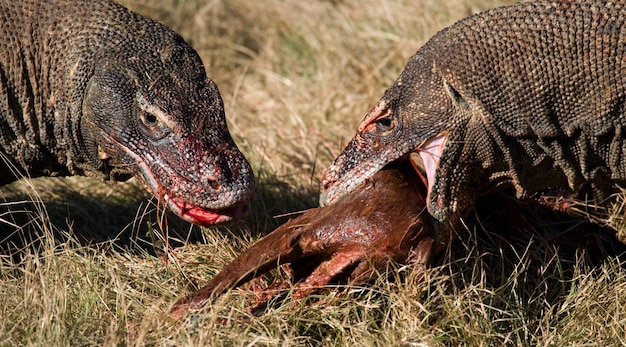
181 205 225 226
168 196 245 226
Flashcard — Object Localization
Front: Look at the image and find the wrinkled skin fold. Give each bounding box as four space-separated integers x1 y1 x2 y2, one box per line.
170 162 434 318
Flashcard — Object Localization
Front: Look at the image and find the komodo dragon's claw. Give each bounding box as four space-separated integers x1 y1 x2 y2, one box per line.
170 161 435 318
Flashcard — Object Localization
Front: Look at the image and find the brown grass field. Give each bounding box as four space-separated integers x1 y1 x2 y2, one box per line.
3 0 626 345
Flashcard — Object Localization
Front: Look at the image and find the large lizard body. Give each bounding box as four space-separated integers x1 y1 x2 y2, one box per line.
321 0 626 244
0 0 255 226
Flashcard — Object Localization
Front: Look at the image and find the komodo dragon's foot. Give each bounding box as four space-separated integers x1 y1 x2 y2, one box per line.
170 162 435 318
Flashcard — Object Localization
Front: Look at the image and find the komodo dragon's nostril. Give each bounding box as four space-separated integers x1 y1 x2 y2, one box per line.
209 180 221 190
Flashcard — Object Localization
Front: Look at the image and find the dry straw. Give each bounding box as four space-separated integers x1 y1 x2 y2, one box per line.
3 0 626 345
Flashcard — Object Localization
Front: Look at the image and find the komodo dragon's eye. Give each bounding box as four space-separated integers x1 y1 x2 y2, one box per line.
376 117 392 130
359 103 396 136
143 112 157 124
138 110 171 140
373 109 395 134
136 95 172 140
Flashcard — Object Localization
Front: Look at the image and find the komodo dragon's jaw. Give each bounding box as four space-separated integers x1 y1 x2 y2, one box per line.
82 54 256 226
320 127 446 211
319 93 449 210
320 50 466 219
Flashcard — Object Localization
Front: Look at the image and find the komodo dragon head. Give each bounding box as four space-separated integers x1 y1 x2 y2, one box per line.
78 37 255 226
320 43 473 235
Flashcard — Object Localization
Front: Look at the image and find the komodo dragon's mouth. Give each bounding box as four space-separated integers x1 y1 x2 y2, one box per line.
104 135 251 227
408 132 447 208
165 195 249 226
134 159 250 226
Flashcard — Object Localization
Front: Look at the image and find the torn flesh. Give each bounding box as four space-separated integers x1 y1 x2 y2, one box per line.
170 161 436 318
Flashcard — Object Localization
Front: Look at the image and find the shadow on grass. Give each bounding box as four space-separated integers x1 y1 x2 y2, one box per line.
0 177 204 259
430 190 626 330
267 191 626 344
0 168 320 260
465 189 626 265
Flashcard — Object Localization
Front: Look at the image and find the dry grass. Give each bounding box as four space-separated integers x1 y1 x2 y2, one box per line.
3 0 626 345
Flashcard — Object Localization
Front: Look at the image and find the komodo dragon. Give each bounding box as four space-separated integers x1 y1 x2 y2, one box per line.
0 0 255 226
321 0 626 250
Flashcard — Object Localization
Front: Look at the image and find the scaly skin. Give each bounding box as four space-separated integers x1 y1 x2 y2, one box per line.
321 0 626 248
0 0 255 226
